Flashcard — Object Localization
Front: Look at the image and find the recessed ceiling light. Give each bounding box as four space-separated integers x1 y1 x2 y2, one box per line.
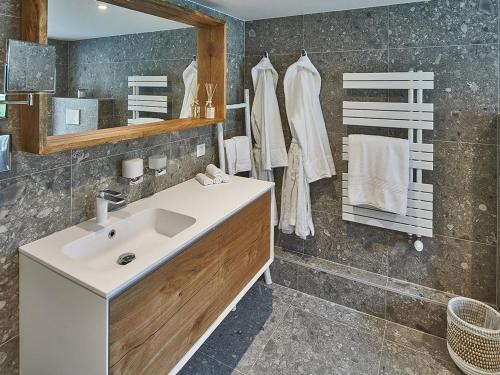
97 3 108 10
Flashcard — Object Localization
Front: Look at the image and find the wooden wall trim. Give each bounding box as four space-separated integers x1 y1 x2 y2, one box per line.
19 0 227 154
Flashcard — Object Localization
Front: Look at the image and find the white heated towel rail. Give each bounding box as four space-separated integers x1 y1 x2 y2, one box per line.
128 76 169 122
342 71 435 246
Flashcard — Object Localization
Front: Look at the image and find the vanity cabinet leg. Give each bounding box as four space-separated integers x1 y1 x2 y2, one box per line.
264 268 272 285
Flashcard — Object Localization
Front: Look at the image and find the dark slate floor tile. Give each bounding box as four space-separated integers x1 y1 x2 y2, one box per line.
385 291 448 338
249 307 383 375
291 290 387 337
180 351 242 375
432 141 497 245
389 44 498 144
0 251 18 346
384 322 451 364
245 16 303 56
388 0 498 48
0 336 19 375
200 284 291 373
303 7 388 52
308 211 389 275
388 234 497 304
0 168 71 253
297 264 386 318
379 341 461 375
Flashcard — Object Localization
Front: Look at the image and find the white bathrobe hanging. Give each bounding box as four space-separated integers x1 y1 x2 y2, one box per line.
180 60 197 118
251 57 288 225
280 55 336 239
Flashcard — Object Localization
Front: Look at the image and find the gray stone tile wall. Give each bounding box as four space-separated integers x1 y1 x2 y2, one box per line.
0 0 245 372
245 0 499 308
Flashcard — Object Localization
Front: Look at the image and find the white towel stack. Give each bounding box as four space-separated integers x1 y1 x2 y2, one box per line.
347 134 410 216
224 136 252 175
195 164 230 186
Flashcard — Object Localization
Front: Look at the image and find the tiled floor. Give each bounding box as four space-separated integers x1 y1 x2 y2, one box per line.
180 281 461 375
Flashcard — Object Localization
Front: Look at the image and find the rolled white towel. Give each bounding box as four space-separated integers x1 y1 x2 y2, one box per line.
195 173 214 186
221 173 229 183
206 164 222 177
211 175 223 184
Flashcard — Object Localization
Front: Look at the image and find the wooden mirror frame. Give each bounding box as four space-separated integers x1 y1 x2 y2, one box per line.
19 0 227 154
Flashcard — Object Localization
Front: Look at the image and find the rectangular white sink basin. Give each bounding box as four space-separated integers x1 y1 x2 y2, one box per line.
63 208 196 271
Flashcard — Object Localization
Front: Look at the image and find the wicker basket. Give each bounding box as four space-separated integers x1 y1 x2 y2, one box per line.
447 297 500 375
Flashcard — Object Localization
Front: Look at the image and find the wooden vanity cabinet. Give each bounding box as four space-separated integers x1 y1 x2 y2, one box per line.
109 192 271 374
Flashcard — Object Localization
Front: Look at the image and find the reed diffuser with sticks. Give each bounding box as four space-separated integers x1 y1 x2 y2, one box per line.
190 83 201 119
204 83 217 119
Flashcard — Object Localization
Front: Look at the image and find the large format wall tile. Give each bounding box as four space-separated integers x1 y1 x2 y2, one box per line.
303 8 388 52
245 16 303 56
0 168 71 253
0 251 18 347
385 291 448 337
432 141 497 245
388 234 497 304
388 0 498 48
389 44 499 144
0 336 19 375
0 14 20 89
297 264 386 318
0 0 20 17
308 211 389 275
309 49 389 137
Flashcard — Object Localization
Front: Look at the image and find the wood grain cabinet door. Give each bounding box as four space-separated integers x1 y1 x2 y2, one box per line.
109 192 271 375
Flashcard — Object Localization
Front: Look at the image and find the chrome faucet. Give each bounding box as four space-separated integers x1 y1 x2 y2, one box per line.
95 190 126 225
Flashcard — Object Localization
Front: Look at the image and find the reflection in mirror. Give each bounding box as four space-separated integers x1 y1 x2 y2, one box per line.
47 0 197 136
5 40 56 93
0 95 6 119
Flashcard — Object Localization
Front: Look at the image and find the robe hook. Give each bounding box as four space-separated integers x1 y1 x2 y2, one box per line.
263 51 269 58
301 49 307 57
193 55 197 61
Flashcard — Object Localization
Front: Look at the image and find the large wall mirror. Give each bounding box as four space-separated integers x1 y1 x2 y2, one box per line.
18 0 227 154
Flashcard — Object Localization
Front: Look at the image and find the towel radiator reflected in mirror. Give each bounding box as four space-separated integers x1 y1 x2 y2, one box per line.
342 70 435 251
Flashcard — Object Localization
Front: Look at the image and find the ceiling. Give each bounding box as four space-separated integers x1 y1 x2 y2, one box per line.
194 0 429 21
48 0 191 41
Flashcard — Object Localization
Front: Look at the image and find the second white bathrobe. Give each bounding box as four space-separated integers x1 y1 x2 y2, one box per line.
280 55 336 239
180 60 197 118
251 57 288 225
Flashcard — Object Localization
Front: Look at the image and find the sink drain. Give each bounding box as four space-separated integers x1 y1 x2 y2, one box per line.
117 252 136 265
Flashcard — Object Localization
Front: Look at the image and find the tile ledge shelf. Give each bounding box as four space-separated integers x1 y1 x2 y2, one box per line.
274 247 461 306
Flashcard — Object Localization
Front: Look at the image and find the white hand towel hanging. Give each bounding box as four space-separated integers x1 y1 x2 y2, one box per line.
348 135 409 216
251 56 288 225
180 60 197 119
280 55 336 239
224 136 252 175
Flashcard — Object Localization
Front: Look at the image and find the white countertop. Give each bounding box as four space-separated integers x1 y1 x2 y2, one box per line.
20 176 274 299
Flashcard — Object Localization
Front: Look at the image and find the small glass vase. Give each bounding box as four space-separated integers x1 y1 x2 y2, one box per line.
205 100 215 119
191 100 201 119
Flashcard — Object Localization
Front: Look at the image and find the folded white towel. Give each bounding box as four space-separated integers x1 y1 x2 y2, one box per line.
206 164 222 177
195 173 214 186
348 135 410 216
234 136 252 173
